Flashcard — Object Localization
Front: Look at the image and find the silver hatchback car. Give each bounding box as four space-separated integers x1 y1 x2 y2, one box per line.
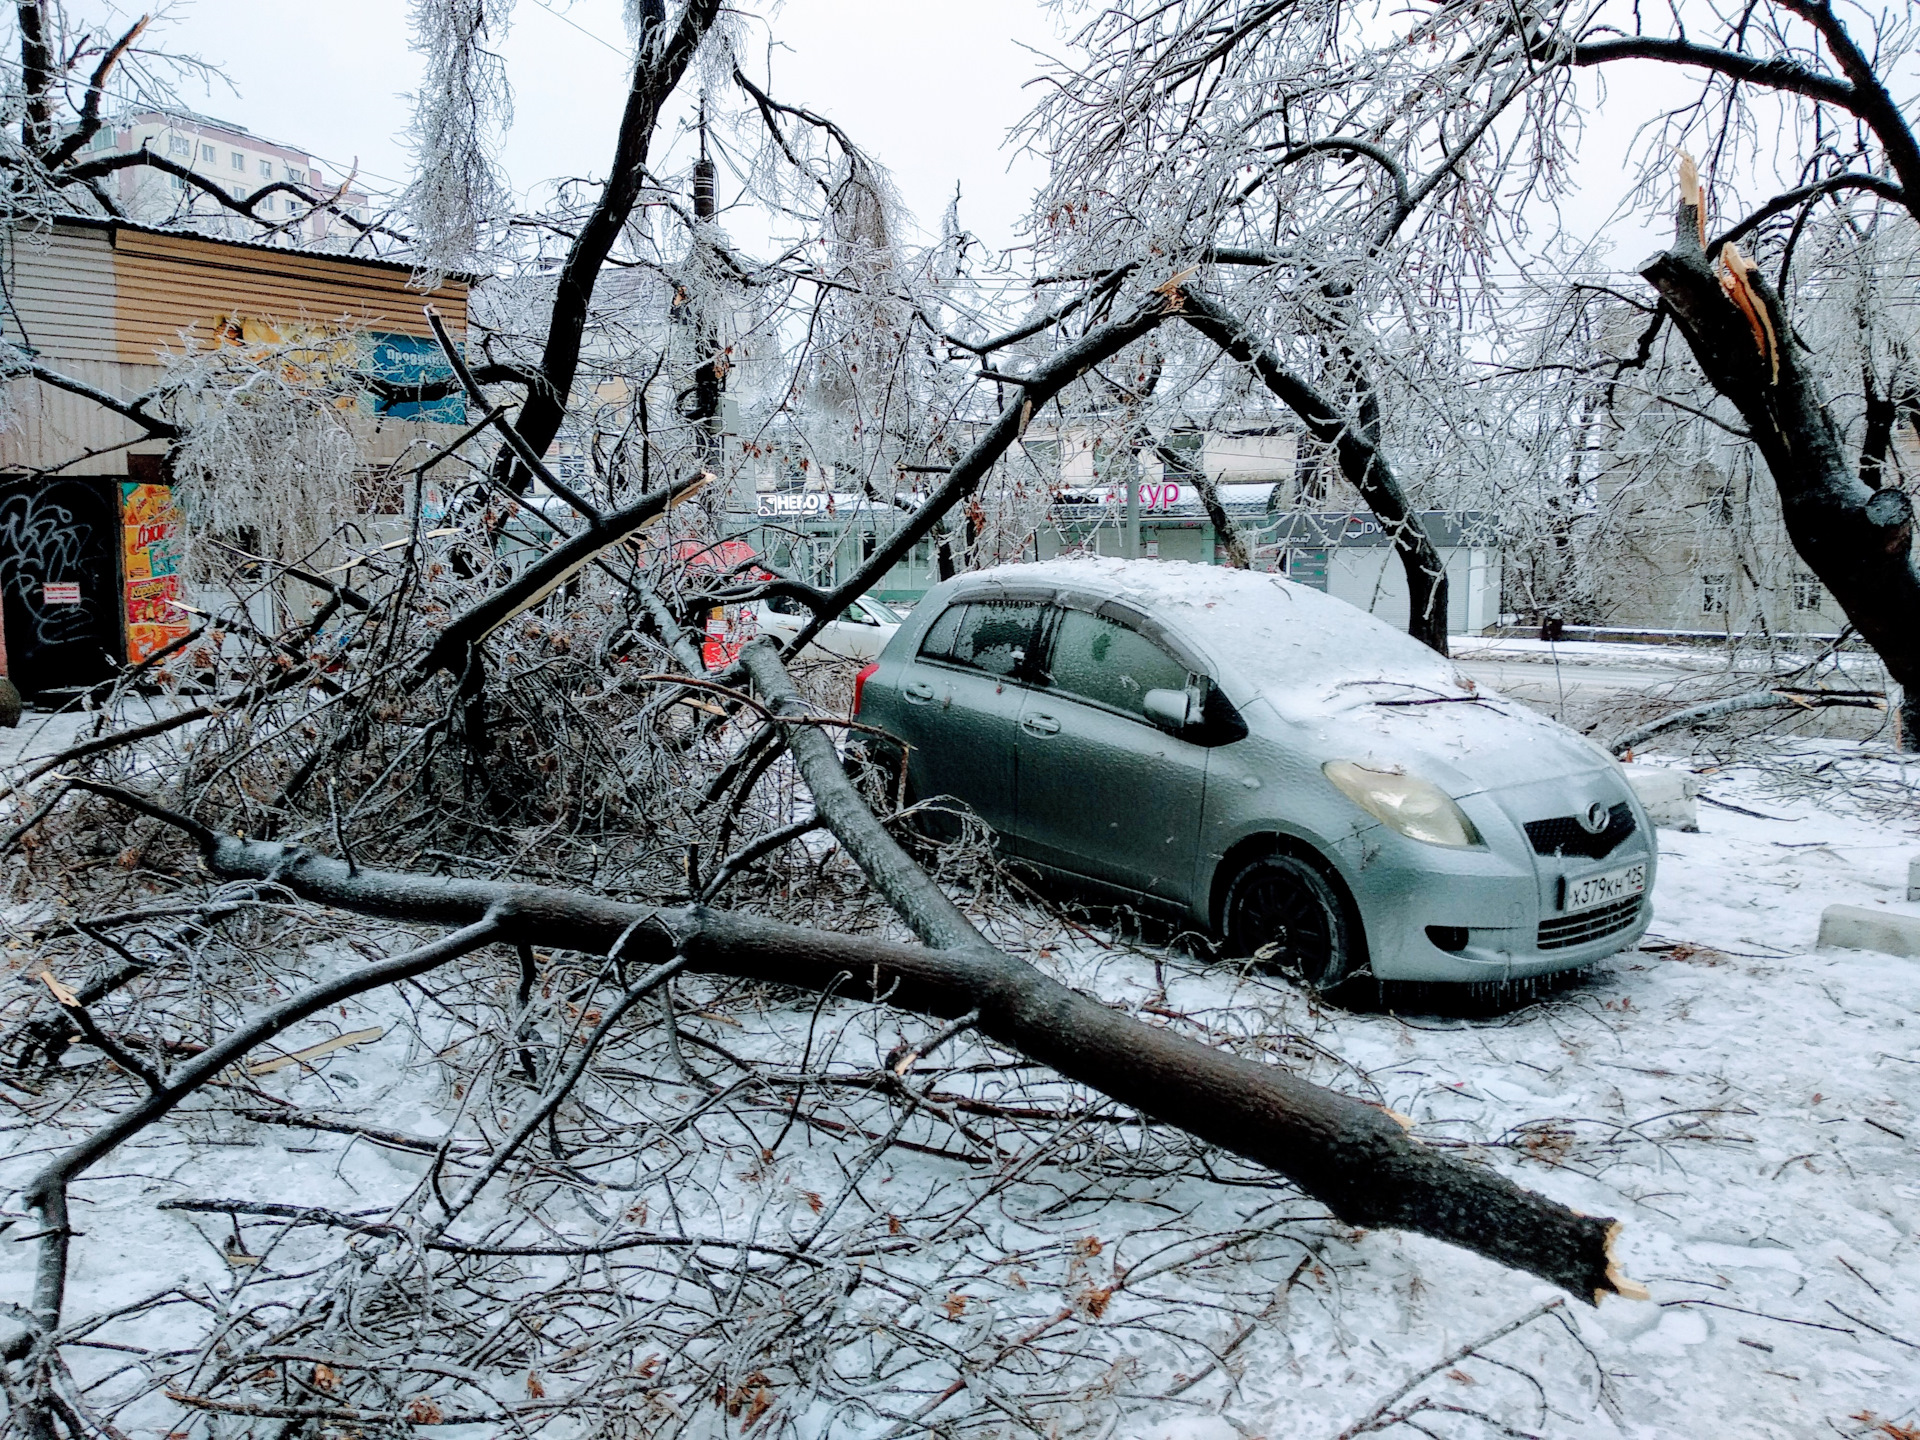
853 558 1653 991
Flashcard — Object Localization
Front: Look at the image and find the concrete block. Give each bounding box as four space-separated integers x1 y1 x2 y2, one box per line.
1817 904 1920 959
1624 765 1698 831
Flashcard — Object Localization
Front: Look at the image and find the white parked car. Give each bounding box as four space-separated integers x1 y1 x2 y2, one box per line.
748 592 903 663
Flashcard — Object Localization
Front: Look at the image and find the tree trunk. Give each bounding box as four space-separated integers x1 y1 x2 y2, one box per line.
501 0 721 491
1640 201 1920 750
1161 446 1250 569
1179 290 1451 654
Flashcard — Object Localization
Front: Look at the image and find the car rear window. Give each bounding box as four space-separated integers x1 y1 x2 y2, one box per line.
1045 608 1190 717
918 601 1043 678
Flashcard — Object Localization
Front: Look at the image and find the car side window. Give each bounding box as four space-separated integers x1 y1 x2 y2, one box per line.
1045 608 1191 718
918 600 1043 679
918 603 966 660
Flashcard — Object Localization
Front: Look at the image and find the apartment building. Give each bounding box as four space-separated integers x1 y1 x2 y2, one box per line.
67 110 372 248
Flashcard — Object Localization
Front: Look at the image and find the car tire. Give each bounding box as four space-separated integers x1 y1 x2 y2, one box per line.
1221 851 1355 993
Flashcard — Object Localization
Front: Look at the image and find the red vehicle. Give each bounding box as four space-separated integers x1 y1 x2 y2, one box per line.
660 538 768 671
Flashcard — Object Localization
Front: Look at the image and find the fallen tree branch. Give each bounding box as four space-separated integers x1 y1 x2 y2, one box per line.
56 767 1641 1305
410 471 710 681
1335 1298 1566 1438
13 909 507 1350
1609 688 1884 754
0 666 314 807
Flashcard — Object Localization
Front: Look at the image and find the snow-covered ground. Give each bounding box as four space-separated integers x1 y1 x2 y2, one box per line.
3 729 1917 1436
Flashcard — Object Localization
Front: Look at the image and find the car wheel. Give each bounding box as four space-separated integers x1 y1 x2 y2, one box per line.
1221 852 1354 992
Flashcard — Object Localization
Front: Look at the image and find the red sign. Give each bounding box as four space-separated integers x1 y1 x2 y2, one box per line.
42 582 80 605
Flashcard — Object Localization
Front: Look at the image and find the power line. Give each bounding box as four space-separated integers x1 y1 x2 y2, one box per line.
524 0 631 58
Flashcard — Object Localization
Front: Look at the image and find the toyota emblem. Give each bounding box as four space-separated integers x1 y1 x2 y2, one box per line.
1579 801 1611 834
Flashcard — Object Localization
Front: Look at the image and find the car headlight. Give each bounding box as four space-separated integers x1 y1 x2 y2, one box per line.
1323 761 1484 848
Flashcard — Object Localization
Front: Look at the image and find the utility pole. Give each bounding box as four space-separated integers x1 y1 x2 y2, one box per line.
689 104 724 472
1125 449 1141 559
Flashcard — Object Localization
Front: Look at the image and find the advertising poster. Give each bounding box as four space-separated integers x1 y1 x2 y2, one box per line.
120 482 190 663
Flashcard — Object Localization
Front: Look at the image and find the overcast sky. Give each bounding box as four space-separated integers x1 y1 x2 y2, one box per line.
120 0 1726 274
131 0 1052 251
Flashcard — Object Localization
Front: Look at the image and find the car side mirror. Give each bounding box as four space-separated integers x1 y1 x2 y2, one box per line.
1143 688 1197 733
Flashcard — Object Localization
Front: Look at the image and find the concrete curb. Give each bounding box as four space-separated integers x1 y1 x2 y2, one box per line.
1817 905 1920 959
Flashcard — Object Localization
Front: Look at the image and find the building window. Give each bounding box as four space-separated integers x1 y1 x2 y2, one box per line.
1792 571 1824 612
258 158 272 178
286 164 303 183
231 150 245 170
200 143 216 163
171 174 185 191
167 135 191 157
1701 574 1730 614
87 128 115 151
1160 433 1204 483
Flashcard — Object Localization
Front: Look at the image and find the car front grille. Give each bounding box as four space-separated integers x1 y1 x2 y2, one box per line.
1537 896 1643 951
1524 802 1636 860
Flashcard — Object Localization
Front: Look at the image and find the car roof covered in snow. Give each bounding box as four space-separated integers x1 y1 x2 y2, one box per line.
948 556 1472 715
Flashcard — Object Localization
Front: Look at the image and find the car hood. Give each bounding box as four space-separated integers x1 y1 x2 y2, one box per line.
1268 688 1619 798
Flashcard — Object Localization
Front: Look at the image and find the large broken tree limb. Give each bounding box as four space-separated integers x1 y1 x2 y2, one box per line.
1609 687 1884 755
741 641 987 954
1178 287 1452 654
48 785 1639 1302
741 639 1634 1298
411 471 710 681
1640 190 1920 747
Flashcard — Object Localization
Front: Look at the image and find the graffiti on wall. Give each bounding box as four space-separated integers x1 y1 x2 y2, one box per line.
0 479 118 690
0 489 97 647
121 482 189 663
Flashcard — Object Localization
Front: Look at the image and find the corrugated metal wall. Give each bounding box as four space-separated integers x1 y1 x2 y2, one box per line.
1 220 471 476
0 358 150 473
2 224 119 364
110 227 468 363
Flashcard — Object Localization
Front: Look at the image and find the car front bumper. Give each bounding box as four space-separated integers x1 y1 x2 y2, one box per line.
1333 780 1657 983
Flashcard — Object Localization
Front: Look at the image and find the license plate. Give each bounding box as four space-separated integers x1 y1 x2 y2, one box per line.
1560 862 1646 913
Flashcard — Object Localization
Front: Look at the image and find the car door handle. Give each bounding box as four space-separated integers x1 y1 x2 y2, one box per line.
1021 713 1061 736
904 681 935 703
